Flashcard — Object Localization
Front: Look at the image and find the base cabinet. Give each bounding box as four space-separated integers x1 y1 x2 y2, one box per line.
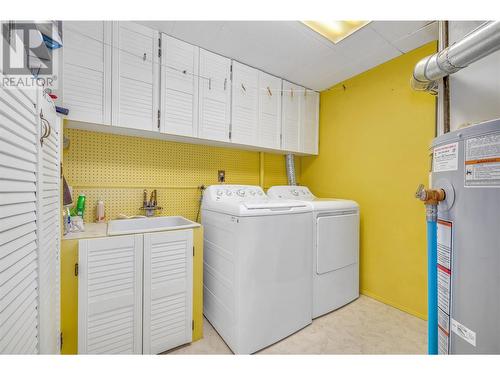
143 231 193 354
78 230 193 354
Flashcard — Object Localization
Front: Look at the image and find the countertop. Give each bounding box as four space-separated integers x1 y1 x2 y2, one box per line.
62 222 108 240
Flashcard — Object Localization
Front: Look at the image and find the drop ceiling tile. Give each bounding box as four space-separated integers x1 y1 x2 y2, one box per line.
369 21 434 42
392 21 438 53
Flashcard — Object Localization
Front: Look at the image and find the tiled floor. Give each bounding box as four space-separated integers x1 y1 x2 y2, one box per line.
169 295 427 354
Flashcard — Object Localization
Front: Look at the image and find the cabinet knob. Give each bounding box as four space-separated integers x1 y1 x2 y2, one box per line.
143 53 147 61
267 86 272 96
241 83 246 92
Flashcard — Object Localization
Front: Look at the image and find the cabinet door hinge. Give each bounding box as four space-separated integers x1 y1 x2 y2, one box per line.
193 246 195 257
192 320 194 330
74 263 79 277
158 38 162 58
230 64 233 81
229 131 232 140
60 332 63 351
157 110 161 129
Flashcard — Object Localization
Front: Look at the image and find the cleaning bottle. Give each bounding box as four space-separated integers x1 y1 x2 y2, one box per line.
76 194 86 217
96 198 105 223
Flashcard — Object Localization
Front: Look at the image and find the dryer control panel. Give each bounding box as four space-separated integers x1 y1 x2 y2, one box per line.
267 186 314 200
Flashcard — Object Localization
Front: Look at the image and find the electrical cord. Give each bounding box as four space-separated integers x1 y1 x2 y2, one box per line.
196 184 206 223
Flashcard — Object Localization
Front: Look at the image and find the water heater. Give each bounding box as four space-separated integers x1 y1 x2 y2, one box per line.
431 119 500 354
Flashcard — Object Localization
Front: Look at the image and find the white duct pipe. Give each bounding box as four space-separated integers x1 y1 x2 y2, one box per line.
412 21 500 93
285 154 297 186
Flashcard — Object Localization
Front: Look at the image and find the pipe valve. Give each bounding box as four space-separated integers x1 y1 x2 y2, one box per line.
415 184 446 205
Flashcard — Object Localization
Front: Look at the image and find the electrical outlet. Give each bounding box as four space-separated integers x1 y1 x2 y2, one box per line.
218 170 225 183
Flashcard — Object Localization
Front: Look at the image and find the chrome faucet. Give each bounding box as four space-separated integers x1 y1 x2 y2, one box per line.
140 189 163 217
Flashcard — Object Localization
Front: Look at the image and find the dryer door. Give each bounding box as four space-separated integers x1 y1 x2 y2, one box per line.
316 213 359 274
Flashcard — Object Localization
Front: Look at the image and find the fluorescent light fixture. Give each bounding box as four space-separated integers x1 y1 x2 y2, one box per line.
302 21 371 44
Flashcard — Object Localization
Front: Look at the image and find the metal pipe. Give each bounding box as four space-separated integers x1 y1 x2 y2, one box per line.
285 154 297 186
412 21 500 93
426 217 438 355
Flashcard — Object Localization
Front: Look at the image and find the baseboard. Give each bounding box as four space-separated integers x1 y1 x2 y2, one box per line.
360 289 427 321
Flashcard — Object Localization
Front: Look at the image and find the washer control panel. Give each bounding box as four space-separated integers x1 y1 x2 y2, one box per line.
205 185 266 202
267 185 314 200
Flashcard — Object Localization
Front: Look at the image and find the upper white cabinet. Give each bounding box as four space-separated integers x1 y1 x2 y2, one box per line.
60 22 320 155
61 21 112 125
301 89 319 155
78 235 143 354
112 22 160 131
160 34 199 137
258 72 282 149
143 230 193 354
281 80 302 153
197 49 231 142
231 61 259 146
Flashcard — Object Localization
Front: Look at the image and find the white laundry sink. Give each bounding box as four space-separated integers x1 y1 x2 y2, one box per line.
107 216 200 236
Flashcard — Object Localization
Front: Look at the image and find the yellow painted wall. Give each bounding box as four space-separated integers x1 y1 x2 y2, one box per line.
301 42 437 319
60 226 204 354
61 124 295 353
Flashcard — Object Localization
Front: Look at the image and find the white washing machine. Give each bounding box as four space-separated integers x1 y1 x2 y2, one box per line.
202 185 313 354
267 186 359 318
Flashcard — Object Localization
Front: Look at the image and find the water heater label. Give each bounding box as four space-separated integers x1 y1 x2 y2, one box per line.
438 309 450 354
451 319 476 347
437 219 453 355
433 142 458 172
465 133 500 187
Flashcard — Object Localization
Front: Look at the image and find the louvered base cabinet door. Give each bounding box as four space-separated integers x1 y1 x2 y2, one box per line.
143 230 193 354
78 235 143 354
0 83 40 354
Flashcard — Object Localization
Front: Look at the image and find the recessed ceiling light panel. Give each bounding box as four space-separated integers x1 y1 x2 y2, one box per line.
302 21 371 44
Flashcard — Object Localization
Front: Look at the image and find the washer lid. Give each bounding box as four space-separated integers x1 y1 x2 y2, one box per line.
202 185 311 216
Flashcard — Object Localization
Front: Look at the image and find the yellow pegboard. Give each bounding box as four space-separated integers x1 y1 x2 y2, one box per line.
63 126 297 223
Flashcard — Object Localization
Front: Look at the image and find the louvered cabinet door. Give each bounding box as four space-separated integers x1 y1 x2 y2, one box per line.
258 72 282 149
61 21 112 125
0 82 39 354
78 235 143 354
281 80 302 153
198 49 231 142
37 93 61 354
161 34 199 137
301 89 319 155
112 22 159 131
231 61 259 146
143 230 193 354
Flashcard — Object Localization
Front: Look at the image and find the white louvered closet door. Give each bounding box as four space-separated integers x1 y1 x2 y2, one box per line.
143 230 193 354
258 72 282 149
198 49 231 142
61 21 112 125
78 235 143 354
112 22 159 131
161 34 199 137
37 92 61 354
231 61 259 146
301 89 319 155
0 81 40 354
281 80 302 153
